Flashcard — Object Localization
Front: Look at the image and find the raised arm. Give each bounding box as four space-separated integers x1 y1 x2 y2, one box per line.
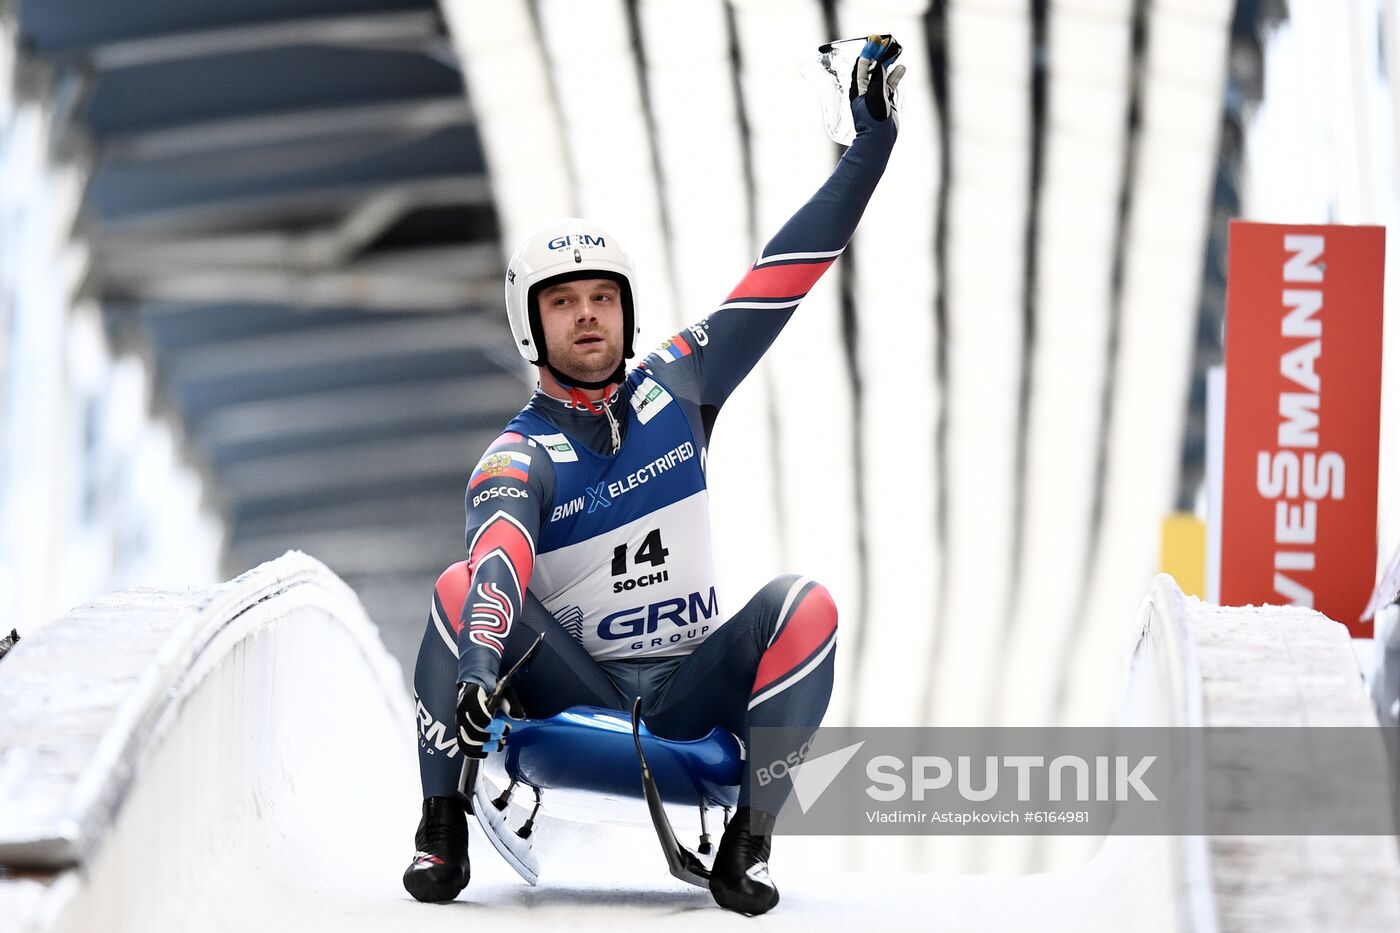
642 43 902 409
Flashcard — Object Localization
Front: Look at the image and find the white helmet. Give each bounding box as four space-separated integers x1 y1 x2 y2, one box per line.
504 218 640 366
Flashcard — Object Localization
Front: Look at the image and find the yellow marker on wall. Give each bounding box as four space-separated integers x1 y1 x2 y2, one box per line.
1161 513 1206 600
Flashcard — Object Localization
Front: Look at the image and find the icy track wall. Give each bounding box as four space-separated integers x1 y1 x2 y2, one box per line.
0 552 418 932
1 555 1397 932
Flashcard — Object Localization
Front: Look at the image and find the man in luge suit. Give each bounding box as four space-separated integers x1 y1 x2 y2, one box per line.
405 37 903 915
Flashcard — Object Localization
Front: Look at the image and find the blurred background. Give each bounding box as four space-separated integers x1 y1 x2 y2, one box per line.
2 0 1396 733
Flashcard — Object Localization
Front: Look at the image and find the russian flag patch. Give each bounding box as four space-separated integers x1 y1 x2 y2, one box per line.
658 334 691 362
469 450 531 489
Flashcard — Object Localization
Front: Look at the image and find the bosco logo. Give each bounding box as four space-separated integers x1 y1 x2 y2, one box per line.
472 486 529 508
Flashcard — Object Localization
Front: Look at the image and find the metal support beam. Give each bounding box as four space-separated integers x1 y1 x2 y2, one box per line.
229 524 464 580
86 12 448 71
198 376 527 449
92 174 492 239
232 490 477 541
100 264 499 312
98 231 500 313
167 316 509 383
99 191 496 276
100 96 474 164
219 431 499 501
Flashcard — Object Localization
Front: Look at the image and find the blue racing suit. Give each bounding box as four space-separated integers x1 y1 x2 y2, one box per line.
413 95 896 809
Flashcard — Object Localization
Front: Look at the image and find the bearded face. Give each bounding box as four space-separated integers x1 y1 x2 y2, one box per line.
537 278 625 384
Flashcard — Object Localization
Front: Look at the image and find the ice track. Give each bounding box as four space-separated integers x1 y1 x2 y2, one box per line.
1 553 1397 932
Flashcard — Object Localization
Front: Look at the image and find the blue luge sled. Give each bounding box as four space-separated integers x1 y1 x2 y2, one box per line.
500 705 741 808
462 634 741 888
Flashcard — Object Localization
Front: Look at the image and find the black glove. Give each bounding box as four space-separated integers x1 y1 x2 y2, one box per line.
456 681 515 760
850 34 905 125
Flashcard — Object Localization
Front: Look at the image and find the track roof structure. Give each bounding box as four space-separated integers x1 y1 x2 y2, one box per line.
15 0 520 663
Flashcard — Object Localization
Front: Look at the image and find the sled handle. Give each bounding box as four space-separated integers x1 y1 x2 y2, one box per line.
460 632 546 805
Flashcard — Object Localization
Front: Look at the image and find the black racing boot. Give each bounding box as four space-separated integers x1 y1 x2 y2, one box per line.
709 807 779 915
403 796 470 902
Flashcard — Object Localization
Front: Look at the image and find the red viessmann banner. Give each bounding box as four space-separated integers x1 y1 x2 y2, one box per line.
1220 221 1384 636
